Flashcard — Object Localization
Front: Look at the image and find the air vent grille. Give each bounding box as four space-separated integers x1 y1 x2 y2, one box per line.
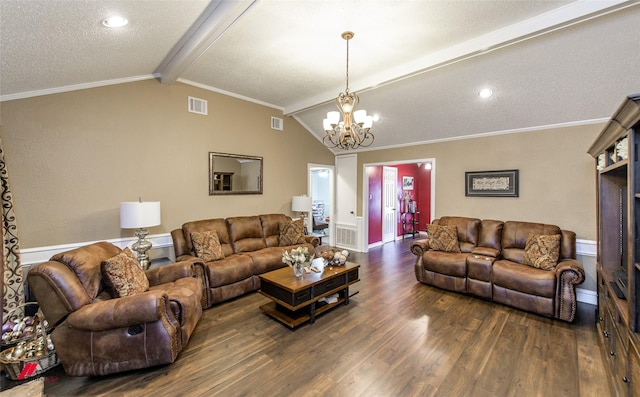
271 117 283 131
188 96 208 115
335 225 357 249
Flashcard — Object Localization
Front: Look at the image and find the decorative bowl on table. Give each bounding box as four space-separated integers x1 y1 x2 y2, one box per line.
319 249 349 266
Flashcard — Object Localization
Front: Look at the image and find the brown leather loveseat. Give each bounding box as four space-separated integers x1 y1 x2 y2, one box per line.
27 241 203 376
171 213 319 308
411 216 585 322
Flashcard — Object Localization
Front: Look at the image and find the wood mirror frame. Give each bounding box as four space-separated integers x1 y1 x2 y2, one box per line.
208 152 263 195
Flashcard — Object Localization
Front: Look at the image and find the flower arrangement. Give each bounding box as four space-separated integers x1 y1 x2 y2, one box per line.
282 247 311 267
282 247 311 276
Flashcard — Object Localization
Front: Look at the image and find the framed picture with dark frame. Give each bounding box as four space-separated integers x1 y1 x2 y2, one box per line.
465 169 519 197
402 176 414 190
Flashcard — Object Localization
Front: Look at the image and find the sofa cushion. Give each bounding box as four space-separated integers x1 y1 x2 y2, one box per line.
101 248 150 298
190 230 225 262
203 254 254 288
478 219 504 252
260 214 291 247
501 221 561 263
427 224 461 253
492 259 556 298
182 218 233 257
522 233 561 271
435 217 480 253
279 218 305 246
245 247 290 274
51 241 122 299
423 251 467 277
227 216 267 253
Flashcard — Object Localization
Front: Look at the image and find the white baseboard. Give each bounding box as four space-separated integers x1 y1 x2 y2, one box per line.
576 239 596 257
577 288 597 305
20 233 174 268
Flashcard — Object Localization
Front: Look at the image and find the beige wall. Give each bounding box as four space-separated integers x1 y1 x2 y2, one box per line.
0 80 335 248
358 124 602 240
0 76 603 250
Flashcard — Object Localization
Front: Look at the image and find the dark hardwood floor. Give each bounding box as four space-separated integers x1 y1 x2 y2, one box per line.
10 239 610 396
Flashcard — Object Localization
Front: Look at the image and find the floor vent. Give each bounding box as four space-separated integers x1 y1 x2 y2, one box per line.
271 117 283 131
188 96 208 115
335 226 357 249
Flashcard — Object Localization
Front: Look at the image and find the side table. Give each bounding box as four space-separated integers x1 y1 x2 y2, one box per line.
401 212 420 239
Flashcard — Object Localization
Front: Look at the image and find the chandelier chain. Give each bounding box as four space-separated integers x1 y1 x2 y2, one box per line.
345 35 349 93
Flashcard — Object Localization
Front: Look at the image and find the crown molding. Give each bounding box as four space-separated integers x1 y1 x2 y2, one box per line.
0 74 160 102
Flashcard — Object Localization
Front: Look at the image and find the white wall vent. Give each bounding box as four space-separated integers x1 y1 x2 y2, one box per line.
271 116 283 131
335 224 357 250
188 96 208 115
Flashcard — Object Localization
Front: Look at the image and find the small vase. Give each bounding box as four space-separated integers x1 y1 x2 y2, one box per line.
293 262 304 277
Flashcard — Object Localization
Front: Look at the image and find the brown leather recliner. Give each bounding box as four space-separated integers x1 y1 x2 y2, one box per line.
27 241 203 376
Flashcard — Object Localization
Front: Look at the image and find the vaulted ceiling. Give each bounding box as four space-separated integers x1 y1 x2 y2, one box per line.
1 0 639 152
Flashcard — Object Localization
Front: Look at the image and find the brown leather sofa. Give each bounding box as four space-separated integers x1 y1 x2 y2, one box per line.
171 213 320 308
411 216 585 322
27 241 203 376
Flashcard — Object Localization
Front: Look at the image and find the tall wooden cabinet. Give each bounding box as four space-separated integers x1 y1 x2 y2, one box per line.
588 94 640 397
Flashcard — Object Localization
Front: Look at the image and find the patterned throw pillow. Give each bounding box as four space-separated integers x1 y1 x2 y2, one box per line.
280 219 306 246
101 247 150 298
191 230 225 262
427 224 461 253
522 233 561 270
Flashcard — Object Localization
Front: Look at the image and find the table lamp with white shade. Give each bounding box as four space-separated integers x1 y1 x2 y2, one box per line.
291 195 312 233
120 200 161 269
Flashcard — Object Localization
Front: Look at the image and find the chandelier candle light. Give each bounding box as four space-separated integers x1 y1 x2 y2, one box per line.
323 31 374 150
120 200 161 269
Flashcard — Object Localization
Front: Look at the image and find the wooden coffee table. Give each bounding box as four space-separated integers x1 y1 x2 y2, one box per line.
259 261 360 328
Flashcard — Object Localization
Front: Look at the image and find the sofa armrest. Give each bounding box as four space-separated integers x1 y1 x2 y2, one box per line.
147 257 210 309
411 239 430 256
556 258 585 277
145 260 199 286
305 235 320 247
66 290 170 332
555 258 585 322
471 246 500 258
190 261 211 309
177 254 199 263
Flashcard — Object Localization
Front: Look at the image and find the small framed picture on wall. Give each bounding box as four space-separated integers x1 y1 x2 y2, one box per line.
402 176 414 190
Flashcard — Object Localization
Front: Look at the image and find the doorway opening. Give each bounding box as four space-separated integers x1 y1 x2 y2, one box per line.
364 159 435 250
308 164 334 246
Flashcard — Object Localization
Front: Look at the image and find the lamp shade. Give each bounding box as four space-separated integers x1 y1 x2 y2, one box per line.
120 201 161 229
291 196 312 213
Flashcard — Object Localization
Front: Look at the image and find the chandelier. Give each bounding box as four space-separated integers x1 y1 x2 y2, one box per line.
323 31 374 150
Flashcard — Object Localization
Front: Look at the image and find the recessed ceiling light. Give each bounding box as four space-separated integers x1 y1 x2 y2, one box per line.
478 88 493 99
102 16 128 28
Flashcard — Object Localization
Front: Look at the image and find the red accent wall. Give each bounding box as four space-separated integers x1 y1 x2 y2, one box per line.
396 164 419 236
366 162 432 245
367 166 382 244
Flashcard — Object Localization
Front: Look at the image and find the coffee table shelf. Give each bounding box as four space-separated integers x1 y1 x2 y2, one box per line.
259 297 346 328
258 262 360 328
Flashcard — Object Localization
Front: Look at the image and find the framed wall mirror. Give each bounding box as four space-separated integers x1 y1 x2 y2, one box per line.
209 152 263 195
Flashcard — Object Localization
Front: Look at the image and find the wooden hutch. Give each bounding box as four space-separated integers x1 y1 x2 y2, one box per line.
588 94 640 396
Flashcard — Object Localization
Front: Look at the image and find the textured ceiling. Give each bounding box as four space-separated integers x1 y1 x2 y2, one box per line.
1 0 639 152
